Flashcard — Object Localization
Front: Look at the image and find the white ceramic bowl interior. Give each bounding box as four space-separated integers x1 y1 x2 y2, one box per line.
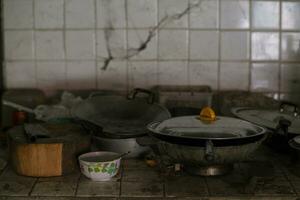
78 151 121 181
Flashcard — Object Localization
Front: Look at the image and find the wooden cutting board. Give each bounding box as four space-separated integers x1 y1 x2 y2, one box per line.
8 123 91 177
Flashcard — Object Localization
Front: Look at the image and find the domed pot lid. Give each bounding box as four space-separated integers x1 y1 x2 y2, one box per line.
232 103 300 135
147 115 266 146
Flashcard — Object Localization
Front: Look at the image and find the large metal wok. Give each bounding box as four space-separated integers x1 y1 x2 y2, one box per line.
232 102 300 152
147 116 267 176
71 88 171 157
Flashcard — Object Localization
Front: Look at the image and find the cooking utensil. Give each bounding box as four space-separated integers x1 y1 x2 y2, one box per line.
147 115 267 176
232 102 300 135
2 100 70 121
72 88 171 138
78 151 122 181
72 88 171 158
232 102 300 152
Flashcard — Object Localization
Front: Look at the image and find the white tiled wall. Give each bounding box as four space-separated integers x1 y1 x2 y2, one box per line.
2 0 300 101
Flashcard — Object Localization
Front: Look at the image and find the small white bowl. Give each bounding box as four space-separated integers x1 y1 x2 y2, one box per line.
78 151 121 181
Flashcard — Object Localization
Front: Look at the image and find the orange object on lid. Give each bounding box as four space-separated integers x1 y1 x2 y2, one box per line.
199 106 216 122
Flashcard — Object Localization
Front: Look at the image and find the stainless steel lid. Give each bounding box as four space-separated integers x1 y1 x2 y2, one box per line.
232 107 300 135
148 116 266 140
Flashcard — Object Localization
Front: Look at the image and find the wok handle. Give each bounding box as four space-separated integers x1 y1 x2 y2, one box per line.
275 117 292 138
280 101 298 117
147 122 160 133
127 88 155 104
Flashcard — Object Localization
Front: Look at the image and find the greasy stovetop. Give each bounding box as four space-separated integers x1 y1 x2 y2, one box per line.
1 144 300 199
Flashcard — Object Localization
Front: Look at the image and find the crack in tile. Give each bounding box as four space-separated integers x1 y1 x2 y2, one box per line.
101 0 204 70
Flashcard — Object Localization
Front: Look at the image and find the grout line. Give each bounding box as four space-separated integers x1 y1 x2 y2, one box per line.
4 58 300 62
187 0 190 91
74 173 81 196
156 0 160 87
119 164 124 197
279 0 283 100
125 0 129 94
94 0 98 89
249 0 252 92
217 0 221 91
28 178 39 196
204 177 211 196
32 0 37 88
5 27 300 32
63 0 67 90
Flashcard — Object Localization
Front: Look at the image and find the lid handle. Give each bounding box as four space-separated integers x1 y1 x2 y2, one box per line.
127 88 155 104
199 106 216 122
280 101 298 117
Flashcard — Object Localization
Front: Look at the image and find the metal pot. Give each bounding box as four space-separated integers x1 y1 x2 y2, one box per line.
232 102 300 152
147 116 267 176
72 88 171 158
91 136 151 158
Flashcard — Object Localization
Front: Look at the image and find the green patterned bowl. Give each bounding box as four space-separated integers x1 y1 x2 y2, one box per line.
78 151 121 181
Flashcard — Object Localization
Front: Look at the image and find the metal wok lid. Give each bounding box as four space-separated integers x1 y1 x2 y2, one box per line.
147 116 266 142
232 105 300 135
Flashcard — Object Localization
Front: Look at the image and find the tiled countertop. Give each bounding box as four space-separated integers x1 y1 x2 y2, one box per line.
1 145 300 200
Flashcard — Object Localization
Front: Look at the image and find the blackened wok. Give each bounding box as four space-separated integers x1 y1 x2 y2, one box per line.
71 88 171 139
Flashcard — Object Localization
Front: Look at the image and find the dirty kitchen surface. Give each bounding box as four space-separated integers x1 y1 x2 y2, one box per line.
1 145 300 200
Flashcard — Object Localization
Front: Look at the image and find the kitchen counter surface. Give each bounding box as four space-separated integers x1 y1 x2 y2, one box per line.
1 145 300 200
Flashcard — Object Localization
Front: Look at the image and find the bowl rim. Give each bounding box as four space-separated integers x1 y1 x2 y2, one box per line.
78 151 121 163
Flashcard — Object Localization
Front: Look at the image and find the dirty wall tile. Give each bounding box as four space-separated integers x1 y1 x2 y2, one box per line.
280 64 300 93
252 32 279 61
35 0 64 29
282 2 300 30
158 30 188 60
3 0 33 29
158 0 188 28
252 1 279 29
189 61 218 90
221 31 249 60
190 0 219 29
158 61 188 86
128 61 157 90
190 31 219 60
281 33 300 61
220 0 249 29
65 0 95 29
36 61 66 91
5 61 36 89
66 61 96 90
97 30 126 60
220 62 249 91
127 0 157 28
97 61 127 91
251 63 279 92
127 30 157 60
35 31 64 60
97 0 126 28
66 31 95 60
4 31 34 60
